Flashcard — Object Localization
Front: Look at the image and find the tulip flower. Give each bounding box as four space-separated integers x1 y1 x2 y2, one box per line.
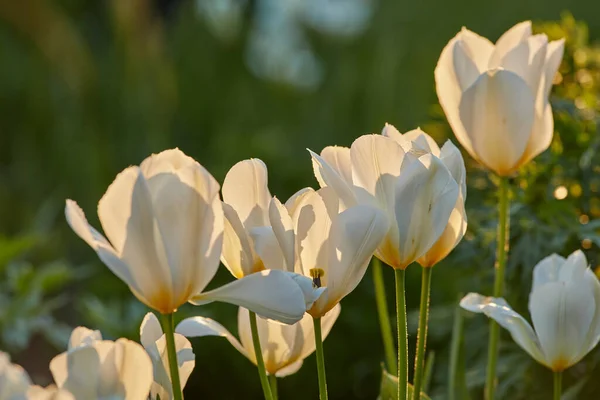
49 327 153 400
65 149 320 322
0 352 31 400
461 250 600 399
27 386 74 400
175 303 340 378
140 313 195 400
310 129 460 400
435 21 564 176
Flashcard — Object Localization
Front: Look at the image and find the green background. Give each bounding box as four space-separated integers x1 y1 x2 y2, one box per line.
1 1 600 399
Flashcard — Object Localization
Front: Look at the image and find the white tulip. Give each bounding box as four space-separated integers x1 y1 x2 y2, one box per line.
435 21 564 176
310 127 461 270
139 313 195 400
251 187 389 317
382 124 467 267
461 250 600 371
0 352 31 400
66 149 319 324
175 304 340 377
49 327 153 400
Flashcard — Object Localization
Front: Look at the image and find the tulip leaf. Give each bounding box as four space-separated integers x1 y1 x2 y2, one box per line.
378 366 432 400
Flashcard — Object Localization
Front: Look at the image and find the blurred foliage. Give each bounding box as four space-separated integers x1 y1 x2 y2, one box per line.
0 0 600 399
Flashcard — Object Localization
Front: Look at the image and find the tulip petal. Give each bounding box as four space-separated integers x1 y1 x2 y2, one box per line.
530 278 596 370
269 197 296 272
294 188 336 280
0 352 32 398
284 187 315 216
176 316 249 359
320 146 353 187
459 69 535 175
309 149 356 210
440 140 467 199
27 385 75 400
531 252 587 292
519 102 553 167
140 312 163 350
139 148 198 179
250 226 287 271
222 159 271 229
381 123 412 151
460 293 546 366
145 161 224 305
393 155 459 267
222 203 257 278
53 347 99 399
146 334 195 400
97 167 176 312
320 205 388 315
190 270 311 324
402 128 441 156
65 200 138 294
489 20 532 66
275 361 304 378
543 39 565 97
68 326 102 350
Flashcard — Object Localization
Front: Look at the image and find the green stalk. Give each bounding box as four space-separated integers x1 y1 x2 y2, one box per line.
159 313 183 400
412 267 433 400
423 352 435 395
313 317 328 400
249 311 274 400
269 374 278 400
448 300 465 400
373 257 397 375
395 269 408 400
485 177 510 400
553 371 562 400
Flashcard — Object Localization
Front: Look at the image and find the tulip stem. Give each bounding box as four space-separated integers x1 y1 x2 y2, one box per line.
373 257 397 375
269 374 278 400
448 298 465 400
249 311 274 400
412 267 433 400
159 313 183 400
553 371 562 400
395 268 408 400
313 317 328 400
485 177 510 400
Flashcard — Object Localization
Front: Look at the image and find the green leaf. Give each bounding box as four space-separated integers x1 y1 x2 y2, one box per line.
378 365 432 400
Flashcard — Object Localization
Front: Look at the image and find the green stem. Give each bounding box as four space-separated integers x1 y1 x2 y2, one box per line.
372 257 397 375
448 300 465 400
249 311 274 400
395 268 408 400
159 313 183 400
412 267 433 400
269 374 278 400
553 371 562 400
485 177 510 400
313 317 328 400
423 352 435 395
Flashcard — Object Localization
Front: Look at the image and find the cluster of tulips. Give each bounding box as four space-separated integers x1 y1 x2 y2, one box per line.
2 20 599 400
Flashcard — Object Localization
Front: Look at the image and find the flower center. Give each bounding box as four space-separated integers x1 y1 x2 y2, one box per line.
310 268 325 288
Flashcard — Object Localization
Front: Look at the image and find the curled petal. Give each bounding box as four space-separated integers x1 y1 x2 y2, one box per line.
176 316 249 359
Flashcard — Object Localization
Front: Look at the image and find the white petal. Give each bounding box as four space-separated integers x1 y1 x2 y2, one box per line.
27 385 74 400
439 140 467 199
490 21 532 66
320 146 353 186
309 149 356 210
459 69 535 175
68 326 102 350
381 123 412 151
580 271 600 360
275 361 304 378
460 293 546 366
139 148 198 179
0 353 31 399
530 278 596 370
65 200 137 294
402 128 441 156
190 270 310 324
316 205 388 316
269 197 295 272
221 203 258 278
393 155 459 268
147 334 195 400
140 312 163 350
294 188 335 279
249 226 286 271
543 39 565 97
176 316 249 359
284 187 315 216
53 347 99 400
144 159 224 308
97 167 176 312
111 339 154 400
519 102 553 166
222 159 271 229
